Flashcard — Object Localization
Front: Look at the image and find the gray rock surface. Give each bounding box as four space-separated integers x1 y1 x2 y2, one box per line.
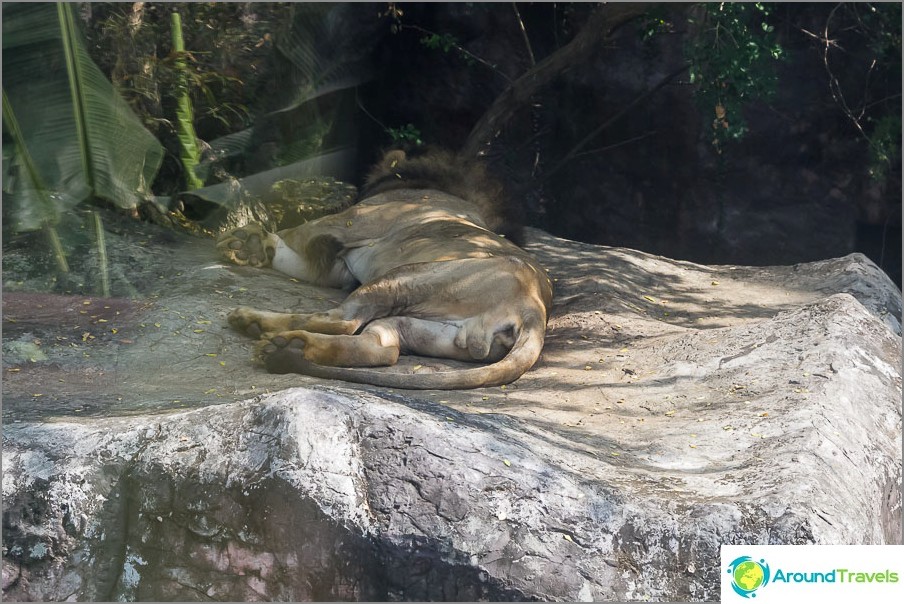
3 227 902 601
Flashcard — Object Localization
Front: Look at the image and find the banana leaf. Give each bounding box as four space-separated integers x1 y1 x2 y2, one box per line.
2 90 70 271
2 2 164 232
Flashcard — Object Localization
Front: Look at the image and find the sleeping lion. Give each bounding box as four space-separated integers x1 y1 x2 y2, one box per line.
217 146 553 390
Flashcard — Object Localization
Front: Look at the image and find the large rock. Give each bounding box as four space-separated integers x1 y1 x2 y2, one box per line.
3 228 901 601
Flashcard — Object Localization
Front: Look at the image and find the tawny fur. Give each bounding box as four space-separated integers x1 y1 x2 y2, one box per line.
217 147 552 390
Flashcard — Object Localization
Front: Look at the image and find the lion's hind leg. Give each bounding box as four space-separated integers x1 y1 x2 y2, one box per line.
228 306 361 339
260 324 401 372
260 317 471 374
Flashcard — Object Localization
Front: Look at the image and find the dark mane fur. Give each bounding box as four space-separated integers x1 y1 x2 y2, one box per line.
358 145 526 245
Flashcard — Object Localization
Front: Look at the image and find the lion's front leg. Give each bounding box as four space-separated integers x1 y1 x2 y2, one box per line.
216 223 278 268
228 306 362 339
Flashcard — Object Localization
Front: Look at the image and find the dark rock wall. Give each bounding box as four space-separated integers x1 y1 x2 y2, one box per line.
357 3 901 286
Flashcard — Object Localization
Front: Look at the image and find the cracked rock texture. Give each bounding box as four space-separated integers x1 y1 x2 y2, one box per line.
3 228 902 601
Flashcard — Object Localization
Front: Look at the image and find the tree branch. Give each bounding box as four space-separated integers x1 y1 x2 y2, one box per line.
462 3 655 158
543 63 689 181
402 24 512 83
512 3 536 66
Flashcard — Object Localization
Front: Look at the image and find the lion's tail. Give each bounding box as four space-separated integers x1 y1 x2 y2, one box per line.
270 314 547 390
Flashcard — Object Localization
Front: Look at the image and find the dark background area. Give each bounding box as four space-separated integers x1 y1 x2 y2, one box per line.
353 3 901 286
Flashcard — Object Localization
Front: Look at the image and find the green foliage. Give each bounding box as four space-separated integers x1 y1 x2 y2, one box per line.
867 115 901 181
832 2 901 181
387 124 424 146
2 91 59 231
85 2 266 193
88 3 262 138
859 2 901 60
421 31 477 67
2 2 164 231
421 32 459 53
2 91 70 273
639 6 676 42
685 3 784 152
85 3 367 194
170 12 204 190
641 18 671 42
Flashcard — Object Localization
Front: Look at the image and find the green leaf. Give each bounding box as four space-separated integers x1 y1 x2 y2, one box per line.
387 123 423 146
2 2 164 230
2 90 70 271
170 11 204 191
2 91 60 228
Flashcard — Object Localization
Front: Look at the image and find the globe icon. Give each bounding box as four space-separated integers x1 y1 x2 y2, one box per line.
733 560 765 592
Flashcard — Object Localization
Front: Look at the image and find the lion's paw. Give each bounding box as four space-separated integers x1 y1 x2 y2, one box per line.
228 306 266 338
258 332 306 355
216 223 276 268
256 332 308 373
